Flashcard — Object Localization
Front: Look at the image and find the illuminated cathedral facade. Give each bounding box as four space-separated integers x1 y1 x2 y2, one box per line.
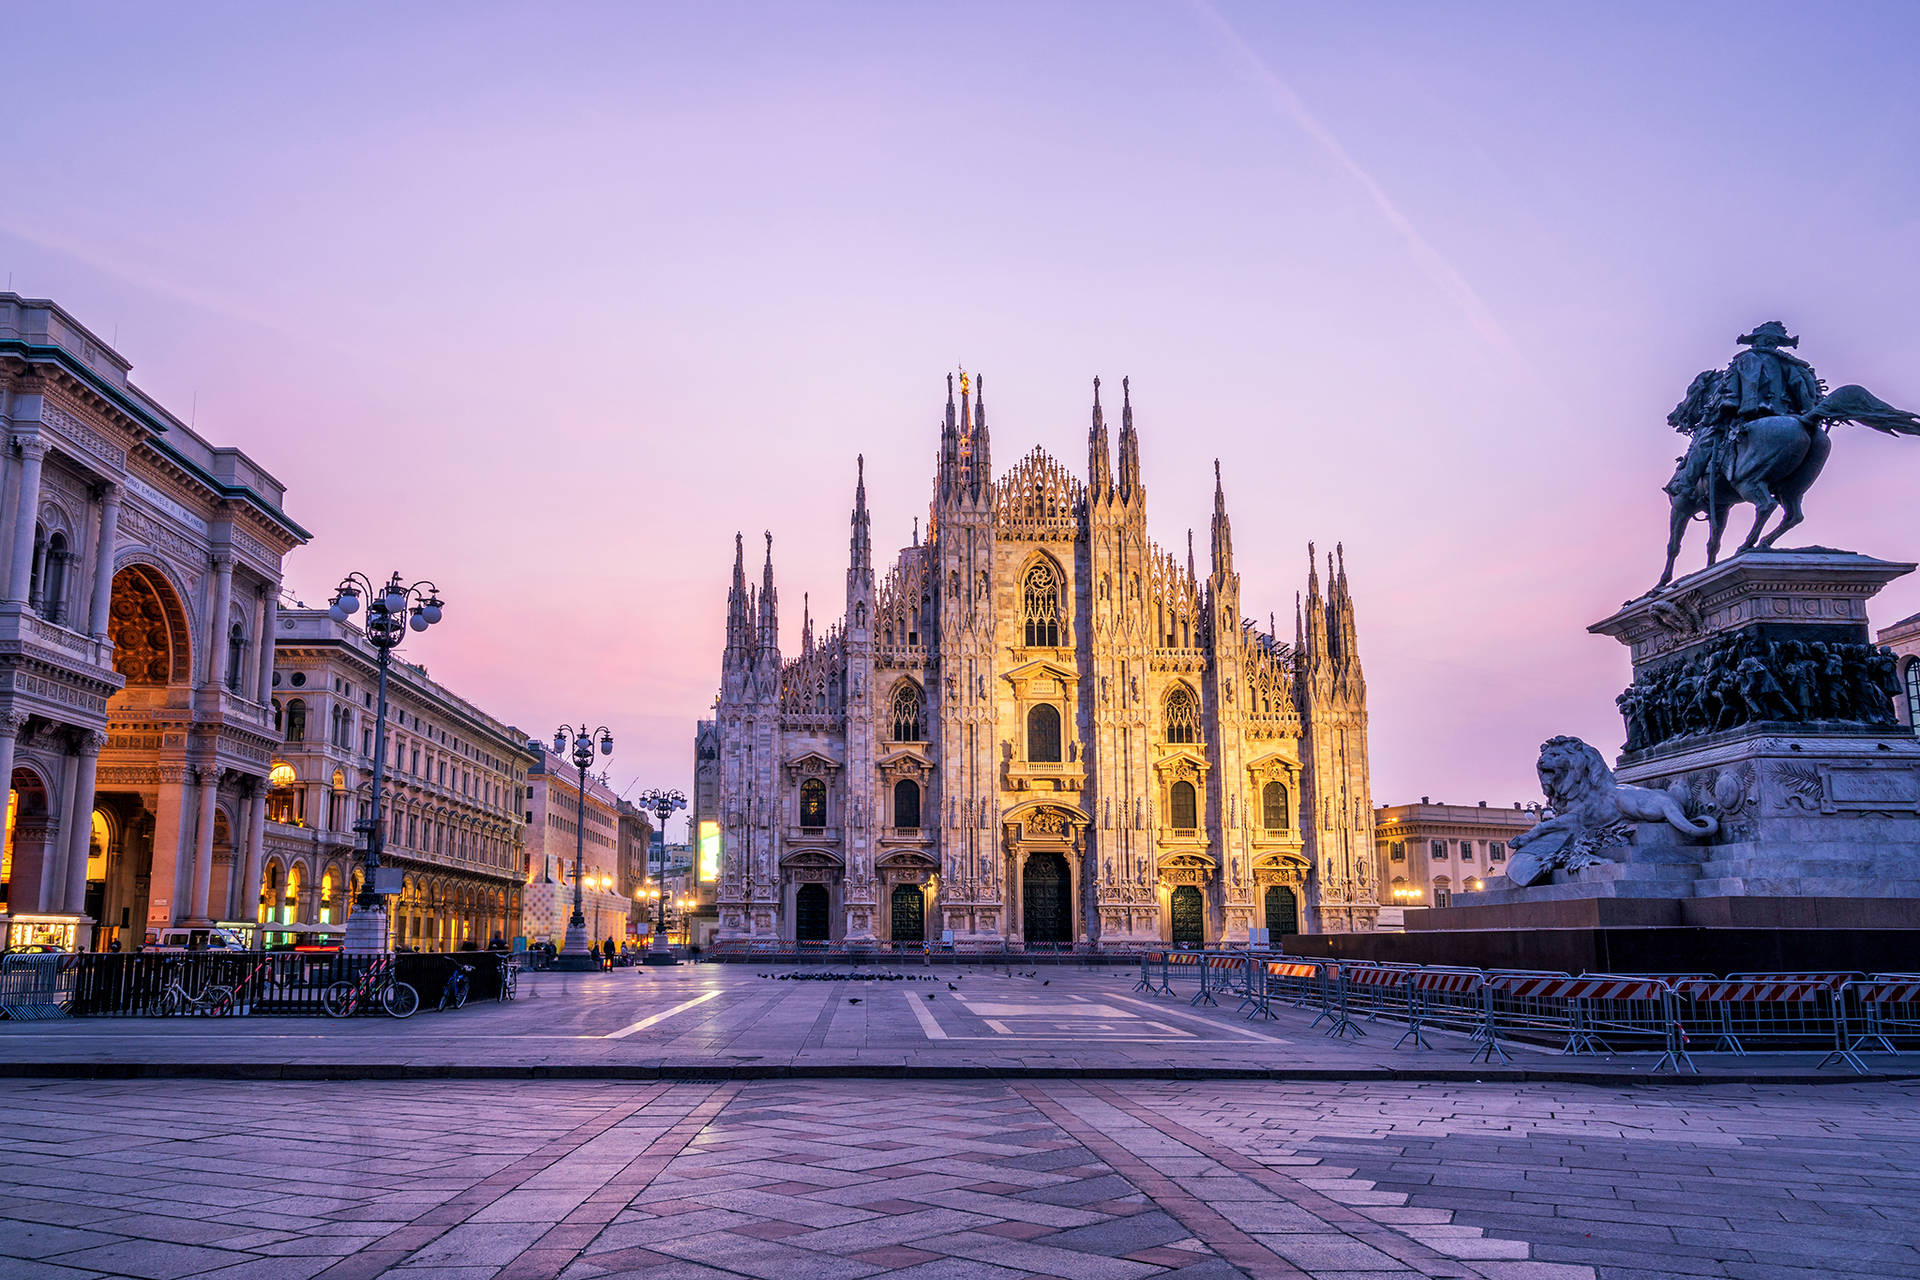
696 374 1377 948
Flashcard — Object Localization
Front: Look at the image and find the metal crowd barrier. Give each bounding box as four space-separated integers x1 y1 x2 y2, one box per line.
0 953 77 1020
1138 950 1914 1075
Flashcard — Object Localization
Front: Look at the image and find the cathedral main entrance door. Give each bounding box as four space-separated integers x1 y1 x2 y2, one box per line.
1021 851 1071 945
1264 884 1299 936
795 883 830 942
1170 885 1205 947
889 883 924 943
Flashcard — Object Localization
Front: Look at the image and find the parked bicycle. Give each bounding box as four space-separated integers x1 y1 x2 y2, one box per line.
437 963 472 1012
498 957 519 1002
160 964 236 1017
321 956 418 1019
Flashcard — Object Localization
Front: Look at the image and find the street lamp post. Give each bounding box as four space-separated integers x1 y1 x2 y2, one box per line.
548 723 613 970
330 571 445 954
633 787 686 965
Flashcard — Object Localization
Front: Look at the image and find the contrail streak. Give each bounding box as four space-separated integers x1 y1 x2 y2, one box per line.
1190 1 1527 367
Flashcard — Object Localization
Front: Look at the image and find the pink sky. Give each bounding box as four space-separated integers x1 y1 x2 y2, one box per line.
6 4 1917 835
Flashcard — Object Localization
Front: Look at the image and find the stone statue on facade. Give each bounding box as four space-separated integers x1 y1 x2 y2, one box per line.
1502 736 1718 888
1655 322 1920 588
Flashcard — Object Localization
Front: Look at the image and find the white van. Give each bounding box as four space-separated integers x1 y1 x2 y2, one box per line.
144 926 250 953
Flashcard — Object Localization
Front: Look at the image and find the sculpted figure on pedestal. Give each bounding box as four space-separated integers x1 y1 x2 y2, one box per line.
1656 322 1919 588
1503 736 1718 888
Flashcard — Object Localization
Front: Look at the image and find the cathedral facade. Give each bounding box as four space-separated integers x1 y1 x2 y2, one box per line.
697 375 1377 948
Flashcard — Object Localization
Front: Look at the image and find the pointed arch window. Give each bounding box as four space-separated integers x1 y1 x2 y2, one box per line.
1022 562 1061 648
893 779 921 830
1165 685 1200 743
1027 703 1062 763
890 681 924 741
799 778 827 829
1261 781 1289 831
1170 780 1198 831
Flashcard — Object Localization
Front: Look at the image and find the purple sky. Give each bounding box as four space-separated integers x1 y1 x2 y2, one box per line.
7 3 1917 833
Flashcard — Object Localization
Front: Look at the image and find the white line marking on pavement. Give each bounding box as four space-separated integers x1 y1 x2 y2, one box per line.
604 989 723 1039
905 991 947 1040
1104 992 1292 1042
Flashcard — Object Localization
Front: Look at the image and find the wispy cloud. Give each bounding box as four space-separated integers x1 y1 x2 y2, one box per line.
1190 0 1526 367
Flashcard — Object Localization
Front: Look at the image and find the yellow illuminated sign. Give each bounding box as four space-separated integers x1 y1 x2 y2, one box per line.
698 820 720 883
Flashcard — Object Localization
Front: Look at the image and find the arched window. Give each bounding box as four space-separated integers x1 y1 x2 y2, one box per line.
799 778 827 829
1906 659 1920 730
1027 703 1062 763
42 530 69 623
1022 562 1061 647
266 762 298 825
893 779 921 830
890 681 924 741
1164 686 1200 744
1261 781 1289 831
285 699 307 743
1169 780 1198 830
226 622 246 691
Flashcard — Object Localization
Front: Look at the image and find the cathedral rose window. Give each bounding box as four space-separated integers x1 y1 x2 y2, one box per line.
1165 685 1200 744
1022 562 1061 648
890 681 925 741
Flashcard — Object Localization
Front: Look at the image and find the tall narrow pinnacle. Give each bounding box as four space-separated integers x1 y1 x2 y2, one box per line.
801 592 813 655
1210 458 1233 581
849 454 871 572
1117 376 1141 502
972 372 990 487
727 530 749 651
1186 529 1196 583
759 530 778 652
1087 376 1112 499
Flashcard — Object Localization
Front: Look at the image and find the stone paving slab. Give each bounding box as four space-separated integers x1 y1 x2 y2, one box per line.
3 967 1912 1084
3 1077 1916 1279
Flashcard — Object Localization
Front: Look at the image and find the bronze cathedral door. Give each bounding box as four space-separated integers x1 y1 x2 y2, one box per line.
1021 851 1071 944
889 883 924 943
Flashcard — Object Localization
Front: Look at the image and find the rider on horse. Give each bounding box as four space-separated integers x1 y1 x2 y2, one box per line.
1674 321 1822 494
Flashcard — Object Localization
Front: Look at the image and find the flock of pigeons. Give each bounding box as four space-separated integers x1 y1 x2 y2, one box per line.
753 968 1067 1004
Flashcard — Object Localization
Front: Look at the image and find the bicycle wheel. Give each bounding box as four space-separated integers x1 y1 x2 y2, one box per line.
205 987 237 1017
322 981 358 1018
383 981 419 1019
161 986 185 1017
499 966 518 1002
453 978 469 1010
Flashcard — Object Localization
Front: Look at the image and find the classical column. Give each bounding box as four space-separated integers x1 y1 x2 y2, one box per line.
0 712 26 816
61 731 107 918
46 747 81 914
146 769 193 929
239 783 267 924
188 767 220 923
87 485 122 641
202 552 234 689
6 437 49 606
254 587 278 701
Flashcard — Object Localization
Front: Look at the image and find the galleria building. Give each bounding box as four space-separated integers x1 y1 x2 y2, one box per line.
695 375 1378 949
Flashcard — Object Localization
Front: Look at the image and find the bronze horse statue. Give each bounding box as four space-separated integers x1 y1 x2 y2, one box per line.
1657 373 1920 589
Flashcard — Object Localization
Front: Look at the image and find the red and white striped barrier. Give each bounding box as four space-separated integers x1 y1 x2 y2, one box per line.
1406 969 1483 995
1674 978 1830 1003
1489 974 1666 1002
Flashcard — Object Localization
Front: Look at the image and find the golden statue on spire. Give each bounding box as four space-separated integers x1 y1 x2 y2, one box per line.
959 367 969 397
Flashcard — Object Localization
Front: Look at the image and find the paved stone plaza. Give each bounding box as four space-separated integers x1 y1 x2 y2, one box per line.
3 1074 1918 1280
3 967 1912 1081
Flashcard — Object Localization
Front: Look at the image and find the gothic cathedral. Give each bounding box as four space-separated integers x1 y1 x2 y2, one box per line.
694 375 1377 947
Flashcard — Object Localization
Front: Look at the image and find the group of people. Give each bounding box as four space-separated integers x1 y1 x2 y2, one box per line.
1619 633 1902 751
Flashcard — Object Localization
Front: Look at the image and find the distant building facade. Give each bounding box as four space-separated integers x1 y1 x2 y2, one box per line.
1 294 305 950
697 375 1375 948
522 748 634 947
1374 799 1538 908
1880 611 1920 731
267 609 535 948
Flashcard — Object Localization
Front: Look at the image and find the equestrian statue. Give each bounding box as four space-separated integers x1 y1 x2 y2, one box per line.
1656 321 1920 589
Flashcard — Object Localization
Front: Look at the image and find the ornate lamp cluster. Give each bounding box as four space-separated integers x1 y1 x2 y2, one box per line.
545 723 613 967
633 786 687 954
327 571 445 946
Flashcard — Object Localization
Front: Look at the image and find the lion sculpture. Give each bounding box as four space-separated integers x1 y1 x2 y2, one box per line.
1504 736 1718 888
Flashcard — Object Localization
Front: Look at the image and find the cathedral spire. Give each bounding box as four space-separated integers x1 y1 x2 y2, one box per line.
1209 458 1233 581
801 592 813 655
1186 528 1196 584
849 454 871 573
1117 375 1141 503
1304 541 1330 669
726 530 749 653
971 372 990 492
1088 376 1111 499
759 530 779 653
